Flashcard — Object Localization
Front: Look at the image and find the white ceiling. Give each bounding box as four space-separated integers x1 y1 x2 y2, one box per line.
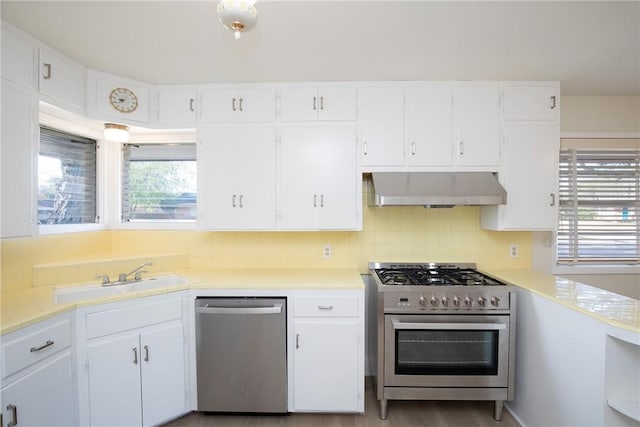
2 1 639 96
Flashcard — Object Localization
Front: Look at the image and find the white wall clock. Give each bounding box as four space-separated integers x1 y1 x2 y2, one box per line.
109 87 138 113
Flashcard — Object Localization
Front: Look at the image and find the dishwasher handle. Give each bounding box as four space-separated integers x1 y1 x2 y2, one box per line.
196 303 283 315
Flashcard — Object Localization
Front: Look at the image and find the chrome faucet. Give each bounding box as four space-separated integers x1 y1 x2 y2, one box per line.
118 261 154 282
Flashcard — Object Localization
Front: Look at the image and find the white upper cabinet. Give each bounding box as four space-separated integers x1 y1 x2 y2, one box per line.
198 126 276 230
279 125 360 230
156 87 197 126
89 70 151 124
1 82 35 238
454 86 501 168
1 24 35 89
280 86 357 122
406 85 453 167
38 47 85 112
358 86 405 168
503 85 558 121
200 87 276 122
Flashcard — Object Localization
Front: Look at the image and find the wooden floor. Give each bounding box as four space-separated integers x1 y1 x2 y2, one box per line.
163 380 521 427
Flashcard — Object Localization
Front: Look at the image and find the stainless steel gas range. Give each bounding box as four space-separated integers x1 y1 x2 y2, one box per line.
369 262 516 421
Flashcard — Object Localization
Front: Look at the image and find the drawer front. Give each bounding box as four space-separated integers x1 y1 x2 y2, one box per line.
86 298 182 339
2 318 72 378
294 295 359 317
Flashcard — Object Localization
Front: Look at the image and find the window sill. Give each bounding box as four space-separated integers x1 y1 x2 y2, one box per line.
554 265 640 275
39 223 107 235
115 221 197 231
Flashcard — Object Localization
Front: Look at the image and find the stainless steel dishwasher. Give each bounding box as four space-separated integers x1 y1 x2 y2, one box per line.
195 297 287 413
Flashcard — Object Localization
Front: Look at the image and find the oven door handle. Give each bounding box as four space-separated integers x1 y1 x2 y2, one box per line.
392 321 506 330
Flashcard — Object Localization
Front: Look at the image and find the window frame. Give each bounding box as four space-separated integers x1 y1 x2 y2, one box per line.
553 133 640 275
38 110 106 235
112 133 197 231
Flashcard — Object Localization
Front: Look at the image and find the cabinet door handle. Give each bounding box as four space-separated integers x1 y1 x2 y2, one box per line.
363 141 368 156
459 141 465 155
550 95 556 110
320 96 324 110
320 194 324 208
313 96 317 111
133 347 138 365
411 141 416 156
189 98 195 112
239 97 244 112
295 333 300 349
232 194 237 208
43 63 52 80
239 194 243 208
313 194 317 208
30 339 54 352
144 345 149 362
6 404 17 427
318 304 334 310
550 193 556 207
232 97 237 112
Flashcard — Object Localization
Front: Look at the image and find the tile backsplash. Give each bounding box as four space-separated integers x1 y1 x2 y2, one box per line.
1 202 530 293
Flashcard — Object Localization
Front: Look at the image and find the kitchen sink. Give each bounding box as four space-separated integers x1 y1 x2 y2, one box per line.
54 274 189 304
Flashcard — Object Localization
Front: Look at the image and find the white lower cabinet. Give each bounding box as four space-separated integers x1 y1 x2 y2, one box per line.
1 352 74 427
292 293 364 413
82 297 186 427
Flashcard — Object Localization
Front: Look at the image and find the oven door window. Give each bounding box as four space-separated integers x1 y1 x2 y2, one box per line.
395 329 499 376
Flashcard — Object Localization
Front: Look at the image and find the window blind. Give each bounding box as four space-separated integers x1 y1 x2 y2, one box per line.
558 148 639 265
121 143 197 222
38 127 97 225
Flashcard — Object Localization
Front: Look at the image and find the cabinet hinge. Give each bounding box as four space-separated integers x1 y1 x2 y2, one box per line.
85 361 90 372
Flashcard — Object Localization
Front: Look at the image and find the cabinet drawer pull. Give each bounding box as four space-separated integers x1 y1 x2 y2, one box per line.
320 194 324 208
7 404 17 427
313 96 317 111
133 347 138 365
411 141 416 155
43 63 52 80
320 96 324 110
239 97 244 112
232 97 237 112
239 194 243 208
295 333 300 349
318 304 334 310
30 340 54 352
189 98 195 112
550 95 556 110
459 141 465 155
550 193 556 207
313 194 317 208
363 141 368 156
232 194 237 208
144 345 149 362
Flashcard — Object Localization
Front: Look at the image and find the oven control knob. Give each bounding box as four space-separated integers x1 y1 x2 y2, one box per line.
490 297 501 307
464 297 473 308
478 297 488 307
453 296 461 307
430 296 439 307
419 295 427 307
442 297 451 307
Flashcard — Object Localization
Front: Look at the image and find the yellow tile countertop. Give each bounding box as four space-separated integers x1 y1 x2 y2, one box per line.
484 269 639 334
0 268 365 335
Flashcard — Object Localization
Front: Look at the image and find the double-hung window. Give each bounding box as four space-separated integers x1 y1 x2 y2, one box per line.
557 139 640 265
38 127 97 225
121 143 197 222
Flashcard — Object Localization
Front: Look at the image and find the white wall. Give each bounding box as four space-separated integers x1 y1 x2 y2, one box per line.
561 96 640 133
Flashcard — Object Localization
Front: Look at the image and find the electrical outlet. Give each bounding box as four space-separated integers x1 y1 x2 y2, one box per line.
510 244 519 258
322 244 332 258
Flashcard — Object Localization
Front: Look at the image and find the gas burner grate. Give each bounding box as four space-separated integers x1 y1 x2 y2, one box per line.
375 266 505 287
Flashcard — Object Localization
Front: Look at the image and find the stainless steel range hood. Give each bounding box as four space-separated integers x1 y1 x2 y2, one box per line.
368 172 507 207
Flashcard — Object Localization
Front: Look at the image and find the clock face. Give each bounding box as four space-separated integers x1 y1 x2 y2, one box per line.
109 87 138 113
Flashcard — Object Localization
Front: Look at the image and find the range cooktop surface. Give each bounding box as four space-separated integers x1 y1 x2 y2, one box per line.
370 262 506 287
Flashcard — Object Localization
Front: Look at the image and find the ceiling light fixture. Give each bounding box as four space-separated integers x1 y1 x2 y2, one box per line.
217 0 258 40
104 123 130 143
